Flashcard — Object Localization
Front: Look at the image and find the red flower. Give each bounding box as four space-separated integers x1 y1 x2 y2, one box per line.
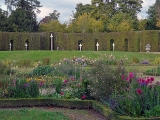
150 77 154 82
60 92 64 96
64 79 68 84
136 88 142 95
81 95 86 100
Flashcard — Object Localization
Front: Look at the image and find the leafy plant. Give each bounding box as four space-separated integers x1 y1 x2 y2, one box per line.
87 59 128 99
101 72 160 117
42 57 51 65
132 57 139 63
30 65 54 76
8 78 39 98
18 59 32 67
0 61 12 75
144 105 160 117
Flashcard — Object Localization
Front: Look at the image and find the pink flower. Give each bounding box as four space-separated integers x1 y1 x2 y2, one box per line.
39 81 44 87
121 75 125 79
156 81 160 85
129 72 134 79
60 92 64 96
70 76 75 81
150 77 154 82
136 88 142 95
126 77 130 82
64 79 68 84
81 95 86 100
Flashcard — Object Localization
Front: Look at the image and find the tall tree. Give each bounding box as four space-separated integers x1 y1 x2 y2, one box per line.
49 10 60 21
5 0 42 13
117 0 143 18
0 7 8 31
8 8 38 32
146 5 157 30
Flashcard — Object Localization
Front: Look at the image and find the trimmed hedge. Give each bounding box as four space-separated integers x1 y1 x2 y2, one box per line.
0 31 160 52
0 98 159 120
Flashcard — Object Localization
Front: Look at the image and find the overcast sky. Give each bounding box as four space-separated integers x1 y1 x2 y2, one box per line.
0 0 156 23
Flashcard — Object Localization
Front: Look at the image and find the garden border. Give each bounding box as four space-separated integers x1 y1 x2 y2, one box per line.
0 98 159 120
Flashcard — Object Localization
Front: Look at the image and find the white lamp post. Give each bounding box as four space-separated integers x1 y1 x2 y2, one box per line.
25 43 28 51
113 43 115 52
96 42 99 51
50 33 53 51
79 43 82 51
9 42 12 51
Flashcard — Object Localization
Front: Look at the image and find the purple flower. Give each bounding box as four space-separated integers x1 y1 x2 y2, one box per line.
24 83 28 87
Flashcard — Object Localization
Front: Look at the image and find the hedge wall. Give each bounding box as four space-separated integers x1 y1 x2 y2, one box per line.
0 31 160 52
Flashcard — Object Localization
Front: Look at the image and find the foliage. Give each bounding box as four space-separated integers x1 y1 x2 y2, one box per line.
18 59 32 67
54 77 63 94
145 67 160 76
154 57 160 66
60 76 87 100
39 20 66 32
107 12 134 32
132 57 139 63
8 78 39 98
30 65 54 76
86 59 128 99
0 61 12 75
144 105 160 117
101 72 160 117
146 5 158 30
7 8 39 32
42 57 51 65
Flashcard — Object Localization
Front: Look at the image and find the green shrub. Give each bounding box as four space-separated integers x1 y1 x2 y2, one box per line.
145 67 160 76
54 77 63 94
30 65 54 76
132 57 139 63
52 59 82 79
144 105 160 117
18 59 32 67
42 57 51 65
87 60 127 99
8 78 39 98
0 61 12 75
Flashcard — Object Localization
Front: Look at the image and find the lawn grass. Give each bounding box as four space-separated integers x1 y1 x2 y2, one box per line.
0 50 159 63
0 108 69 120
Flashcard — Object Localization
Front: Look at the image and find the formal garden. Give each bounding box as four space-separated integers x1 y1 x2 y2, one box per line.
0 50 160 119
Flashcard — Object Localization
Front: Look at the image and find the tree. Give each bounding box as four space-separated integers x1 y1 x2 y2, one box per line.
146 5 157 30
8 8 38 32
5 0 42 13
49 10 60 21
39 20 67 32
107 12 134 32
0 7 8 31
118 0 143 18
137 19 147 30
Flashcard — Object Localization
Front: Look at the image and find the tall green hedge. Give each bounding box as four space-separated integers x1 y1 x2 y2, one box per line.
0 31 160 52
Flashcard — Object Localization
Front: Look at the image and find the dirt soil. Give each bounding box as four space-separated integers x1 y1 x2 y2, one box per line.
0 107 108 120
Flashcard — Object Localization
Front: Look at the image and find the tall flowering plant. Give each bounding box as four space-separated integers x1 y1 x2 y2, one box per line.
101 72 160 117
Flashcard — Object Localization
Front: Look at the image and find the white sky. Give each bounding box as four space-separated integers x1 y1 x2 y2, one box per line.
0 0 156 23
